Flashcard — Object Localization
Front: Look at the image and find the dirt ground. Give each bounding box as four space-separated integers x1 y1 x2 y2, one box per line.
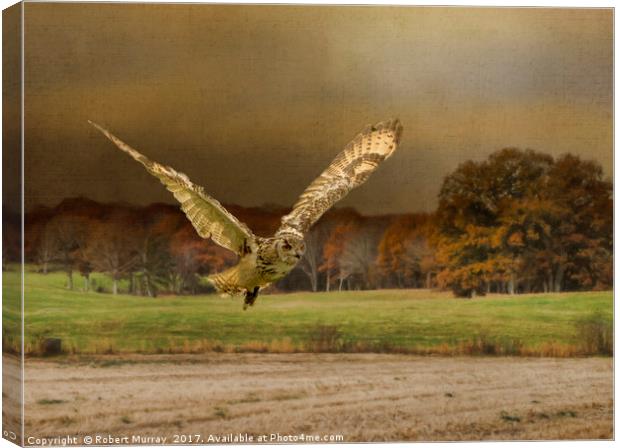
13 354 613 443
3 355 22 443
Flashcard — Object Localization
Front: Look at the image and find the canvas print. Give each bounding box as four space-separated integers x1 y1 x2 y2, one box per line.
2 2 613 445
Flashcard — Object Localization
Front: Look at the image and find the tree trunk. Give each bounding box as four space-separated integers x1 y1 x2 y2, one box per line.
338 275 344 292
145 275 154 297
174 277 179 295
112 278 119 295
83 275 89 292
554 265 564 292
547 272 554 293
426 271 432 289
42 261 48 275
507 273 516 295
66 271 73 290
310 271 318 292
326 270 331 292
524 278 531 294
135 276 142 296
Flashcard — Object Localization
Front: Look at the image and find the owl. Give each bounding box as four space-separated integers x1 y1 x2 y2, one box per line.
89 119 403 309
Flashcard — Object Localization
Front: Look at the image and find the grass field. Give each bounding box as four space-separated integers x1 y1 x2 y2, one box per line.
3 267 613 356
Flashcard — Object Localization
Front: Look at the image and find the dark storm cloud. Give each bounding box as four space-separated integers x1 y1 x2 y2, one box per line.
21 4 612 214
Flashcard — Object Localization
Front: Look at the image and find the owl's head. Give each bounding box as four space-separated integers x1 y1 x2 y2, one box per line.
275 237 306 264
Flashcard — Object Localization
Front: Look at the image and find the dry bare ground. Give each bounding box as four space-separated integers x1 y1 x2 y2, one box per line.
17 354 613 443
3 355 22 442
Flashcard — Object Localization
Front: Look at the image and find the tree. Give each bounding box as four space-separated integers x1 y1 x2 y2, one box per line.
339 228 376 290
77 258 94 291
299 223 330 292
72 217 100 291
434 223 494 297
320 222 357 291
45 213 90 289
377 214 435 288
169 223 235 294
317 212 392 292
130 207 182 297
435 148 612 297
85 211 139 295
542 154 612 291
26 220 55 274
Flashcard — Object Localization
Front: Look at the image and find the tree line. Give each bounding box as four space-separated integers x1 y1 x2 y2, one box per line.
4 148 612 297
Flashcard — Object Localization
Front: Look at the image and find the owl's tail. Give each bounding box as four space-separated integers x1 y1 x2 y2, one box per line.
207 265 244 297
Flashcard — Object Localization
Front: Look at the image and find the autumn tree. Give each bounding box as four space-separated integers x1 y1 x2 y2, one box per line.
169 222 235 294
435 148 612 297
328 219 386 291
377 214 435 288
542 154 612 291
320 222 357 291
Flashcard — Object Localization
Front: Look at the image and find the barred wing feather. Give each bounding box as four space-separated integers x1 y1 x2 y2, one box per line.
89 121 256 256
278 119 403 238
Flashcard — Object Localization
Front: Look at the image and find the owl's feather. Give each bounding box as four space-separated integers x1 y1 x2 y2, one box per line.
88 121 257 256
277 119 403 238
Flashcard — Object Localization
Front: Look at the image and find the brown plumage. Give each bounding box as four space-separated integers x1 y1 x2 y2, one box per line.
89 119 403 309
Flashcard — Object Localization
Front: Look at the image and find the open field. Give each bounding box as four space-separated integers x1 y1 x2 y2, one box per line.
16 354 612 442
3 269 613 355
5 269 614 442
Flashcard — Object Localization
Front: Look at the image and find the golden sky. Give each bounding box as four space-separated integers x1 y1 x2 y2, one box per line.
19 4 612 214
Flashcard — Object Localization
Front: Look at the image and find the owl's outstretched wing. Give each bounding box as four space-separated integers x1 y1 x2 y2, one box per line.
89 121 257 256
277 119 403 239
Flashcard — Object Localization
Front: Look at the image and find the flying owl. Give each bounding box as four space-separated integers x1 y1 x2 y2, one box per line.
89 119 403 309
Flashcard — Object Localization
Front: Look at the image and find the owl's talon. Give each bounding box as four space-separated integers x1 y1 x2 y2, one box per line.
243 286 260 309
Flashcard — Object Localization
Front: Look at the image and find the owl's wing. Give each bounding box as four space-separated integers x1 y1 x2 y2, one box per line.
277 119 403 239
89 121 257 256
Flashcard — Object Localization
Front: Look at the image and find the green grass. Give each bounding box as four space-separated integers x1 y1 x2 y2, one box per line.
2 266 613 356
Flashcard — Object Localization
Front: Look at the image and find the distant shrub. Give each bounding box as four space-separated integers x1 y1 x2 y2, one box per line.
576 312 612 356
2 330 19 354
453 333 523 356
306 324 343 352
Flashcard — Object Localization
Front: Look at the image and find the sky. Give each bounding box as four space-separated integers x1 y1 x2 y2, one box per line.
14 4 613 214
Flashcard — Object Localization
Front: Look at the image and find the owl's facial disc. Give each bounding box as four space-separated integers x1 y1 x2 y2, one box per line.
277 238 305 262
